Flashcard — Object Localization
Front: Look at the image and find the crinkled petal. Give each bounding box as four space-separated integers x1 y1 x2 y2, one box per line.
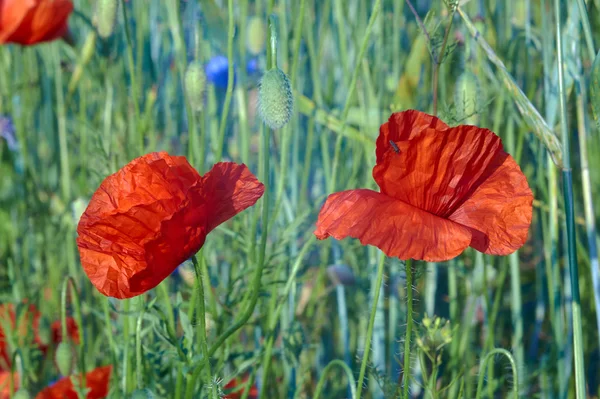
77 153 264 299
448 154 533 255
314 189 472 262
374 110 514 218
35 365 112 399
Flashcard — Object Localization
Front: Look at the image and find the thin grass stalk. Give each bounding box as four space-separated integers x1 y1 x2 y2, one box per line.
575 78 600 350
215 0 235 162
575 0 595 62
457 7 563 168
135 299 145 389
189 255 218 399
329 0 382 191
255 235 317 398
553 0 586 396
120 0 142 153
356 253 386 399
61 277 86 399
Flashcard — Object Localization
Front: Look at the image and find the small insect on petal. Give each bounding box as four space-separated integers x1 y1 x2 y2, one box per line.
389 140 400 154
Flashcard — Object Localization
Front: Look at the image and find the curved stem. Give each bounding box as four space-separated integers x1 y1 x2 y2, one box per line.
403 259 414 399
313 359 357 399
474 348 519 399
356 253 386 399
215 0 235 162
61 277 86 399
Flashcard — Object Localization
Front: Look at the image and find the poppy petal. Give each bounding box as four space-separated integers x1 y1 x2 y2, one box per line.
77 153 264 299
314 189 472 262
0 0 73 45
373 110 524 220
448 154 533 255
0 371 18 399
35 365 112 399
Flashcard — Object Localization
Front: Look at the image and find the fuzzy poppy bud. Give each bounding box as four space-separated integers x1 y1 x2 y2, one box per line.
95 0 118 38
184 61 206 112
55 342 74 376
246 17 266 55
12 389 31 399
258 68 294 130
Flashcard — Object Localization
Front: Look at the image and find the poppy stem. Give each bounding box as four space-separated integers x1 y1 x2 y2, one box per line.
60 277 86 399
191 254 218 399
402 259 414 399
355 252 386 399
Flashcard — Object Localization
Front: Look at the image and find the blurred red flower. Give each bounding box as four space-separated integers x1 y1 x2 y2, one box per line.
76 152 265 299
0 371 18 399
315 110 533 261
223 376 258 399
0 0 73 45
0 304 79 370
35 365 112 399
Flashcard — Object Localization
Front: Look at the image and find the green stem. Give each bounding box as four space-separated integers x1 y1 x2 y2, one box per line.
474 348 519 399
215 0 235 162
60 277 86 399
120 0 141 153
432 4 457 116
190 255 218 399
403 259 414 399
575 0 595 62
313 360 357 399
329 0 382 192
355 253 386 399
553 0 586 396
135 299 145 389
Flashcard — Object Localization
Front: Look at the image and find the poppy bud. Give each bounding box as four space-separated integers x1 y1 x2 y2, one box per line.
131 388 154 399
246 17 266 55
95 0 118 38
55 342 74 376
184 61 206 112
12 389 31 399
258 68 294 130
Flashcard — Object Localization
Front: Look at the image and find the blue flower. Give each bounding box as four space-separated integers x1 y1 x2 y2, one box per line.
0 116 17 151
205 55 236 89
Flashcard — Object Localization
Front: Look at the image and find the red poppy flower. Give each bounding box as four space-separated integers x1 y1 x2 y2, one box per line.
315 110 533 262
0 304 79 370
223 376 258 399
35 365 112 399
76 152 265 299
0 371 18 399
0 0 73 45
